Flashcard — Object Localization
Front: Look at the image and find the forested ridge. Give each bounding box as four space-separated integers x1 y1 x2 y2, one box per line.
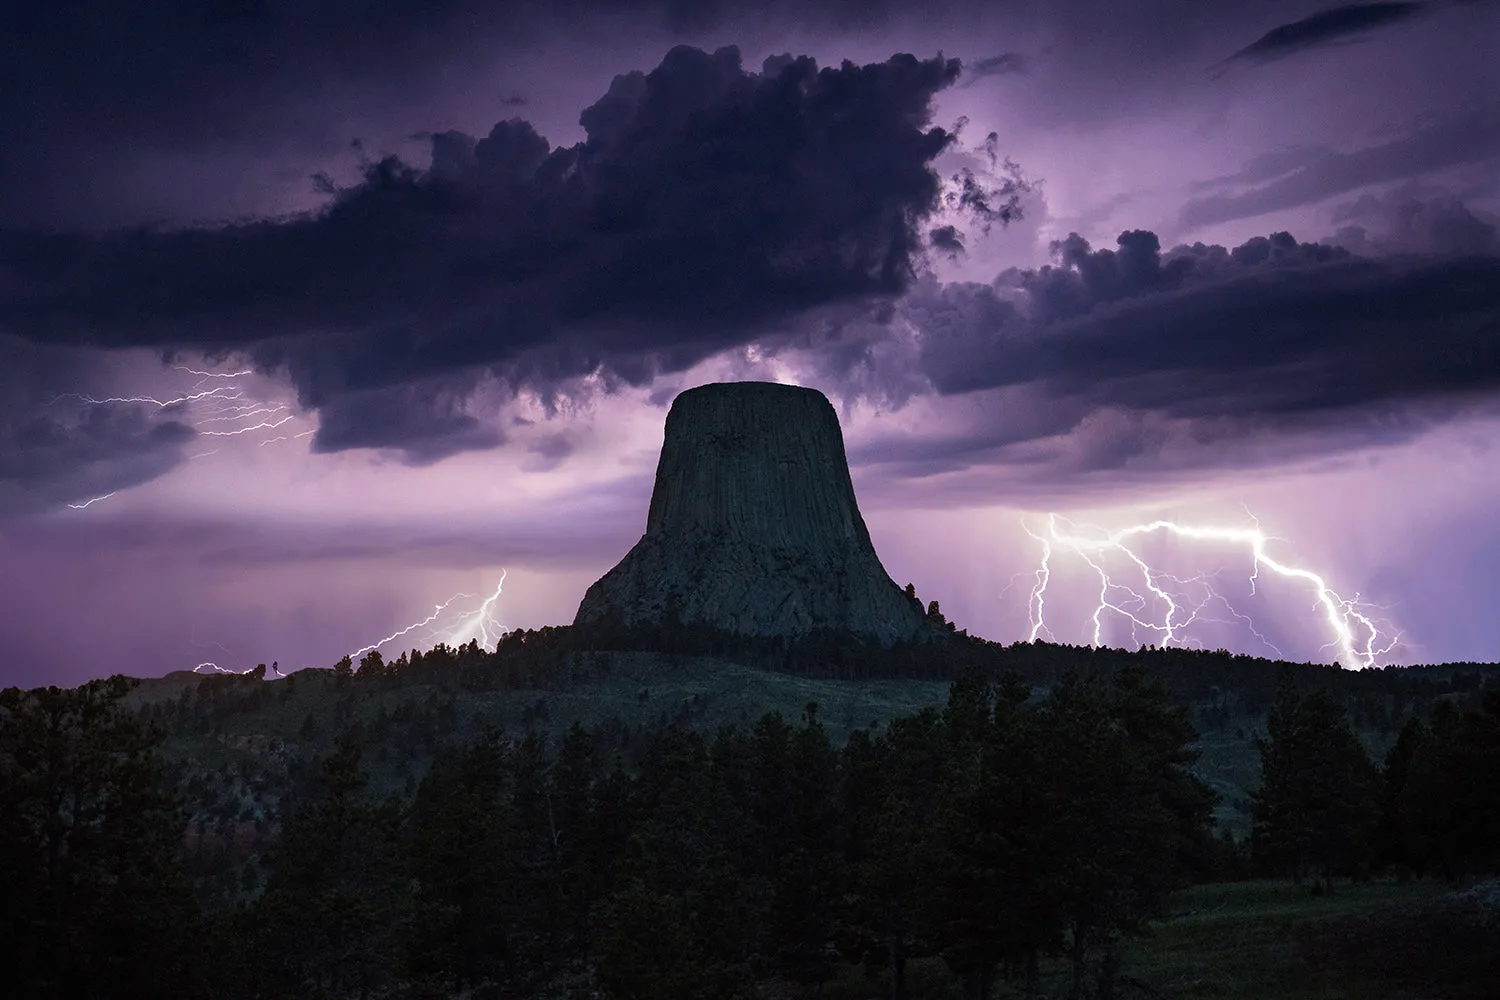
3 621 1499 999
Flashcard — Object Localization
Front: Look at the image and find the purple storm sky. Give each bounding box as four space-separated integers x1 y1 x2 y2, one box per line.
2 0 1498 687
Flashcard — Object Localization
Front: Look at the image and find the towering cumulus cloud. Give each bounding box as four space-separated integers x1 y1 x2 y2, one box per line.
0 47 972 461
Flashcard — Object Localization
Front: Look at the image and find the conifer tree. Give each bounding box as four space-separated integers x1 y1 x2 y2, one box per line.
0 676 198 999
404 730 512 989
1251 674 1379 886
250 731 411 996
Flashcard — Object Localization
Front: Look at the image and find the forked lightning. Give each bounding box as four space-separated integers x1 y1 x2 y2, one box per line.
1025 513 1399 668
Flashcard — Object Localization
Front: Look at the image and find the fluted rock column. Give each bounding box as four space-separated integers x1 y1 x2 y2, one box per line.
574 381 925 645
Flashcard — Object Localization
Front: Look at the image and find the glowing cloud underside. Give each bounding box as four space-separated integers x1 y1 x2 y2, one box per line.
1025 514 1399 669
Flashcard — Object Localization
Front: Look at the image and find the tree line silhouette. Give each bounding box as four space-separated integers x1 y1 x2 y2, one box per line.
1 631 1498 999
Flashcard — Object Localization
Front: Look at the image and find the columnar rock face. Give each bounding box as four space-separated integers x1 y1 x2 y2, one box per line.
574 381 926 645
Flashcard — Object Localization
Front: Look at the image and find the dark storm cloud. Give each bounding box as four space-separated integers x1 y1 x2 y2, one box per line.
527 433 576 462
311 382 504 464
0 46 998 458
1325 188 1500 255
1212 2 1428 73
5 1 1028 237
1178 102 1500 231
0 0 910 211
0 337 196 515
888 226 1500 473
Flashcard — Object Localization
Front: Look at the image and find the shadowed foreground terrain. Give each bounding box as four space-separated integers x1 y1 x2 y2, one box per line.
3 626 1499 999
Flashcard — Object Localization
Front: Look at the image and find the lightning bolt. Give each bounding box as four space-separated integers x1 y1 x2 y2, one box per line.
350 571 509 658
351 592 477 658
174 366 253 381
66 491 117 510
199 415 295 437
1025 513 1400 669
193 661 284 677
189 573 511 677
1024 524 1057 642
193 662 237 674
51 386 243 409
442 570 509 649
50 366 312 468
193 405 286 425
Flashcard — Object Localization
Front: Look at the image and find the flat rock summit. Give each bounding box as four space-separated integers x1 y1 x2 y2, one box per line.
574 381 926 645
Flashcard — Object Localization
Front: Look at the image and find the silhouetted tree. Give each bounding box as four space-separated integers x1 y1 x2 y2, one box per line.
1252 674 1379 887
0 676 198 999
1377 716 1430 876
356 649 385 680
404 730 512 990
249 731 411 997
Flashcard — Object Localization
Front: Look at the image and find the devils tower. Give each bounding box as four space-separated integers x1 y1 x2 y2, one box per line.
574 381 926 645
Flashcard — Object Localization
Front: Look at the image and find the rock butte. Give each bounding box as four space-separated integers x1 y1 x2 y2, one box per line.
574 381 926 645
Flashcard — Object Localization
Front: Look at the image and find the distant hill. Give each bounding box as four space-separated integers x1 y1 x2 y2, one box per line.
121 623 1500 875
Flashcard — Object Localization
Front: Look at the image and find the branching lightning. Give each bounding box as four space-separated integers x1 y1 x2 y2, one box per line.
442 571 510 649
191 572 509 678
351 570 509 659
351 592 478 658
53 363 316 509
1024 513 1400 669
50 366 304 444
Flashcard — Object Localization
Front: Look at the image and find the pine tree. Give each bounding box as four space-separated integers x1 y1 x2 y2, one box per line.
249 731 411 996
1251 673 1379 887
0 676 199 999
842 708 946 1000
404 730 512 990
595 727 761 1000
1377 716 1429 875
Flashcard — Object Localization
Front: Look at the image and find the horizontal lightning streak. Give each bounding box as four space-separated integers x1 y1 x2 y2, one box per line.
193 405 286 425
174 367 252 379
52 387 243 408
50 364 310 510
193 661 283 677
66 491 117 510
199 415 294 437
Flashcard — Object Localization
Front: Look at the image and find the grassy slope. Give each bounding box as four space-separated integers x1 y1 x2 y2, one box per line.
1126 881 1455 1000
821 880 1487 1000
